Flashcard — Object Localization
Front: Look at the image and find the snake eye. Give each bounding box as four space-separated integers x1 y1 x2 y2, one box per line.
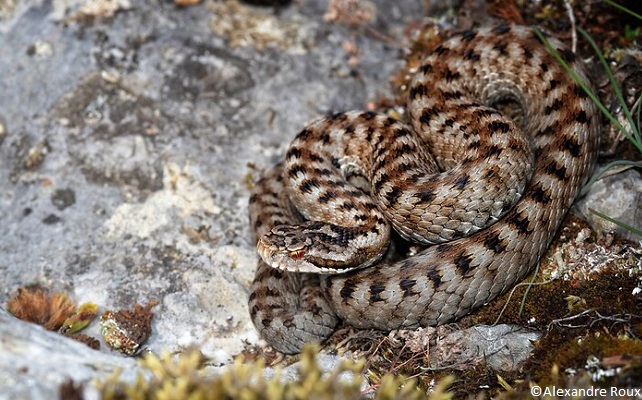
289 250 305 260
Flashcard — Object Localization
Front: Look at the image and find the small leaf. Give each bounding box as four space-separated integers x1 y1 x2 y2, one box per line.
496 374 513 391
60 302 98 335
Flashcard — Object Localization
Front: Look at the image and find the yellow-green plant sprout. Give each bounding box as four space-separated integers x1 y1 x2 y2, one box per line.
59 302 98 335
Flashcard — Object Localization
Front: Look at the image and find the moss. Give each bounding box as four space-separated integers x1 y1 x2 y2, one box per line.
7 285 102 349
98 344 454 400
101 301 158 356
464 213 640 331
7 285 76 331
532 332 642 385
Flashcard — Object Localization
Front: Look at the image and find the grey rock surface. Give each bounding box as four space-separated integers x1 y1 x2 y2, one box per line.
453 324 540 372
0 0 420 396
579 168 642 243
0 309 139 399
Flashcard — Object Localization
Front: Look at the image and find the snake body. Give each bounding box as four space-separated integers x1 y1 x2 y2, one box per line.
248 25 600 354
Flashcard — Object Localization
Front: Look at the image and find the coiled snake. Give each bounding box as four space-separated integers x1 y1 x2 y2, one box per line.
248 25 600 354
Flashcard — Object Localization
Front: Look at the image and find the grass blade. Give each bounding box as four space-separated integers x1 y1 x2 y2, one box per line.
533 29 638 152
581 160 642 196
578 27 642 150
589 208 642 237
603 0 642 21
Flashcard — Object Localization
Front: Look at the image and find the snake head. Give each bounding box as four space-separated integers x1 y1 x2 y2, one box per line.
257 221 388 274
257 225 323 273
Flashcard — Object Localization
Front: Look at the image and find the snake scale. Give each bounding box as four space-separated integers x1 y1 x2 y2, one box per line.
248 25 600 354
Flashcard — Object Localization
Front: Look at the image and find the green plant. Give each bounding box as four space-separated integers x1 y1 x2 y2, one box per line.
97 345 452 400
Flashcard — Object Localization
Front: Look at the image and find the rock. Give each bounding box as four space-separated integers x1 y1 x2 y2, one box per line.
0 309 141 399
579 168 642 243
386 325 540 372
0 0 418 396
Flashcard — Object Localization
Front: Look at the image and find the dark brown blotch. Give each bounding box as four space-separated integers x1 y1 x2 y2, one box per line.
394 127 411 138
399 143 414 153
270 269 283 279
444 68 461 82
485 144 503 158
544 98 563 115
369 283 386 302
488 121 510 133
468 140 481 149
435 44 449 56
286 147 302 160
299 179 320 194
562 136 581 157
288 164 307 178
296 128 312 140
454 253 475 276
493 42 509 56
414 190 436 203
419 108 439 124
464 49 480 62
340 202 355 211
361 111 377 120
373 173 390 191
400 278 418 297
483 234 506 253
505 211 532 234
528 184 551 204
340 279 356 299
461 29 477 42
442 90 463 99
427 268 442 288
573 85 589 99
308 154 324 163
328 112 348 122
575 110 590 124
492 25 511 35
454 174 469 190
560 48 576 63
318 191 336 203
409 83 428 100
545 161 568 181
260 315 272 327
313 167 332 176
353 214 368 222
536 125 555 137
540 62 549 72
385 187 403 206
331 157 341 169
